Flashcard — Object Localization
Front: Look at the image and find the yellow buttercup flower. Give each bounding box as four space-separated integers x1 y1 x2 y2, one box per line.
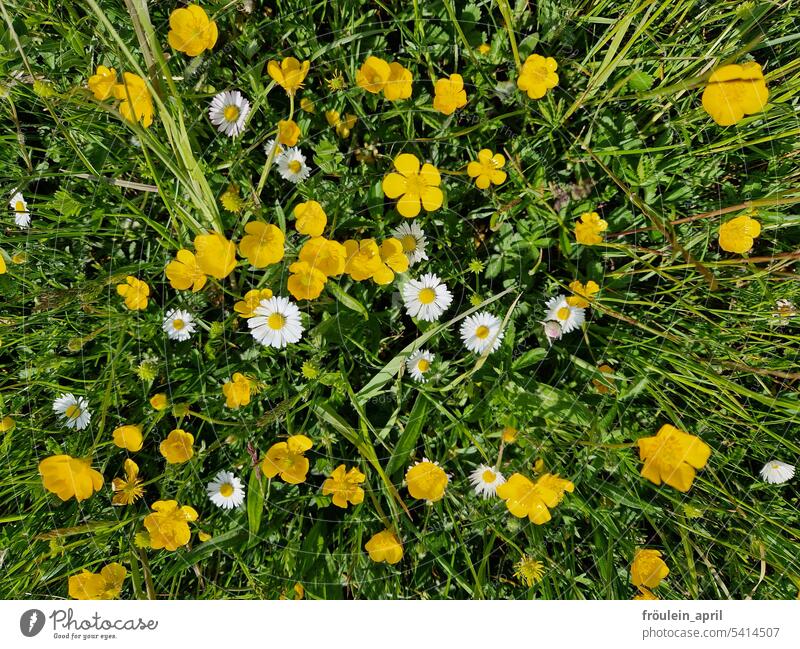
517 54 558 99
287 260 327 301
356 56 391 94
433 74 468 115
633 587 659 600
365 530 403 564
321 464 366 509
631 549 669 589
718 214 761 254
112 73 153 128
592 364 616 394
261 435 313 484
567 280 600 308
637 424 711 492
88 65 117 100
496 472 573 524
116 276 150 310
165 249 207 292
574 211 608 245
299 237 346 277
405 459 448 502
476 43 491 56
344 239 384 281
149 393 169 411
277 119 302 146
0 416 15 432
239 221 285 268
701 62 768 126
68 563 126 600
167 4 218 57
293 200 327 237
159 429 194 464
268 57 310 96
112 424 143 452
501 426 518 443
144 500 198 551
233 288 273 318
383 62 413 101
222 372 252 409
39 455 104 502
300 97 315 113
373 238 409 285
467 149 507 189
194 232 237 279
381 153 443 218
112 458 144 506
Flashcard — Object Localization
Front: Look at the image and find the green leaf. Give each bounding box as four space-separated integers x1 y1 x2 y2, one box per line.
326 281 369 318
247 469 265 536
386 392 428 479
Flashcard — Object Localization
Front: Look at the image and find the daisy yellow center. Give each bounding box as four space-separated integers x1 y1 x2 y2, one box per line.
475 325 490 339
268 313 286 330
173 318 185 331
288 160 302 173
401 235 417 252
556 306 571 321
219 483 234 497
15 201 25 212
771 463 780 470
482 469 496 483
418 287 436 304
65 404 81 419
223 105 240 122
417 359 430 373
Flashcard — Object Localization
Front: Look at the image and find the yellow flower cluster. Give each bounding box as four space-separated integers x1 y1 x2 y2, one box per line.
356 56 412 101
68 563 126 600
88 67 154 128
496 472 574 524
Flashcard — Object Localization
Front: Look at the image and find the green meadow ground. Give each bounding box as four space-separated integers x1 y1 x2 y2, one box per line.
1 0 800 599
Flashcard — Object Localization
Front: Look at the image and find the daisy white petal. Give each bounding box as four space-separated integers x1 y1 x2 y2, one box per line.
759 460 795 484
460 311 504 354
401 273 452 322
391 221 429 266
162 309 196 342
208 90 251 137
206 470 246 509
469 464 506 498
52 392 91 430
10 191 30 228
248 296 304 348
406 349 434 383
544 295 585 334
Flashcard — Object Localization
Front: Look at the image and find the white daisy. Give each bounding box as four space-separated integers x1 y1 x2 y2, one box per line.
469 464 506 498
264 138 283 162
275 147 311 183
544 295 585 334
248 296 304 348
460 311 504 354
391 221 428 266
162 309 196 342
401 273 453 322
52 393 91 430
10 191 30 228
759 460 795 485
208 90 251 137
406 349 434 383
206 470 246 509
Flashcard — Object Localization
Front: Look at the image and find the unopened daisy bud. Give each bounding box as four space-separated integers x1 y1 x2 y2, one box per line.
541 319 563 344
